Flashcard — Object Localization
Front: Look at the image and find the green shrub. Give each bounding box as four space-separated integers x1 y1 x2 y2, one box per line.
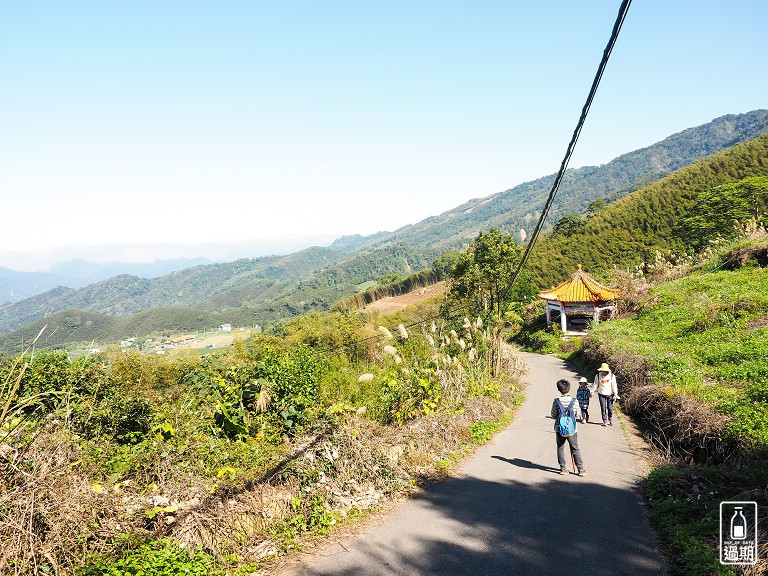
78 538 225 576
468 420 498 444
14 349 72 409
108 395 154 442
514 328 558 354
259 345 322 416
374 365 441 425
183 344 324 438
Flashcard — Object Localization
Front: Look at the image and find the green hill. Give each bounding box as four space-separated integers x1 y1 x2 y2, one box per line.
527 133 768 288
0 244 436 354
0 248 340 332
1 111 767 352
341 110 768 254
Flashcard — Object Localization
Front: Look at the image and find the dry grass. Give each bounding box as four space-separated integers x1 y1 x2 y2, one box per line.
166 383 521 566
0 352 525 574
582 338 733 463
0 429 121 574
608 270 651 317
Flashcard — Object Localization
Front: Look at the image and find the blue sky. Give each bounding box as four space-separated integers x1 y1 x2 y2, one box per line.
1 1 766 271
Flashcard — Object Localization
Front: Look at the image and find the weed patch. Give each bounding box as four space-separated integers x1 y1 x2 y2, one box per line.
645 463 768 576
1 303 525 573
580 242 768 573
78 538 226 576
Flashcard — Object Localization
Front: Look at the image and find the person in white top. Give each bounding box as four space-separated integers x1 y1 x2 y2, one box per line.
591 362 620 426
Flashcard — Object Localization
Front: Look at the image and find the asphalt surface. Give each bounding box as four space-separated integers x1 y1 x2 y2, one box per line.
283 353 667 575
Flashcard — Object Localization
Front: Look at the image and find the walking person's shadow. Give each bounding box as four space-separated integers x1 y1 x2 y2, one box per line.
491 455 561 474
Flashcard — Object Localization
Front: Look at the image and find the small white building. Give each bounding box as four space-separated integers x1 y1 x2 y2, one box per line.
219 323 232 333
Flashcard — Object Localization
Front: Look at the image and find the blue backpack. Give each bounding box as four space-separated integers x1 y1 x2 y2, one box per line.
557 398 577 437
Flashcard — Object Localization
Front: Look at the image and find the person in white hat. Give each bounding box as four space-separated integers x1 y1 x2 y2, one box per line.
576 376 592 423
591 362 620 426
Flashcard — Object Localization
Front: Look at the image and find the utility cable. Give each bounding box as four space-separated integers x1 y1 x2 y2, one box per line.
340 0 634 355
274 0 634 359
501 0 632 303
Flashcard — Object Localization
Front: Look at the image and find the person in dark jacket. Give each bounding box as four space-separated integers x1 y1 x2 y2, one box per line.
551 379 586 475
576 376 592 423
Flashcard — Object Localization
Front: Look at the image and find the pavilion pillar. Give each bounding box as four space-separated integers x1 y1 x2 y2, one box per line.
560 303 567 333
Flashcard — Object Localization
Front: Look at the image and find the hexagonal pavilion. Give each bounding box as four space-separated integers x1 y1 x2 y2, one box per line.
538 265 616 335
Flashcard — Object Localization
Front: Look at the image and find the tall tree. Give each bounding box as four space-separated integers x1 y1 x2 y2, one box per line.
587 198 608 216
553 213 587 237
445 229 537 376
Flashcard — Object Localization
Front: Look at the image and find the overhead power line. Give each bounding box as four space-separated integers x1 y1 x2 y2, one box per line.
301 0 634 358
502 0 632 302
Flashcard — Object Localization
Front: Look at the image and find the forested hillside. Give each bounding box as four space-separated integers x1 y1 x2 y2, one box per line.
0 258 212 304
341 110 768 254
527 133 768 287
1 111 766 352
0 248 341 333
0 244 436 354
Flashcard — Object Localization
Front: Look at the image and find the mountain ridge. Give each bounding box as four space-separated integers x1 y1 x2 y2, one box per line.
0 257 214 304
345 110 768 253
1 110 767 348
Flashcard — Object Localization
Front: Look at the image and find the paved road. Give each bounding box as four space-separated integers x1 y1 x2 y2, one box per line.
283 353 666 575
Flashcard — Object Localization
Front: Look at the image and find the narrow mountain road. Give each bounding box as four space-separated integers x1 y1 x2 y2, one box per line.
281 353 666 576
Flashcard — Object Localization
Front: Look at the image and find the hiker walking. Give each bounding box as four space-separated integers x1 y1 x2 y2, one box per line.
551 379 586 476
592 362 620 426
576 376 592 423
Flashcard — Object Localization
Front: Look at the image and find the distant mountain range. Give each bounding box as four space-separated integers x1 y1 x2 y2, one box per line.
0 258 212 304
1 110 767 353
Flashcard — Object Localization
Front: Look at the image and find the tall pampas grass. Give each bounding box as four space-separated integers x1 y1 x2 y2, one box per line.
378 326 393 340
254 381 272 414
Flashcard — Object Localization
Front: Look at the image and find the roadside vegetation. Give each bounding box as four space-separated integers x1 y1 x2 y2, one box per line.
509 159 768 575
0 233 527 575
580 236 768 576
2 133 768 574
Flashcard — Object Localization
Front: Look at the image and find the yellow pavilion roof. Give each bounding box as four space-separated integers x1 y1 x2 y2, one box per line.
538 265 616 302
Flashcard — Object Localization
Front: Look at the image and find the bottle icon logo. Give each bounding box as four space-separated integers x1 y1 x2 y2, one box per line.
730 507 747 540
720 501 758 565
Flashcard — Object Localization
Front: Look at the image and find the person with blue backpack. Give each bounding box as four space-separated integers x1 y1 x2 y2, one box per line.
550 379 586 476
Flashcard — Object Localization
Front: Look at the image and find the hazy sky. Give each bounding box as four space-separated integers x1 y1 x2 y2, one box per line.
2 1 766 271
